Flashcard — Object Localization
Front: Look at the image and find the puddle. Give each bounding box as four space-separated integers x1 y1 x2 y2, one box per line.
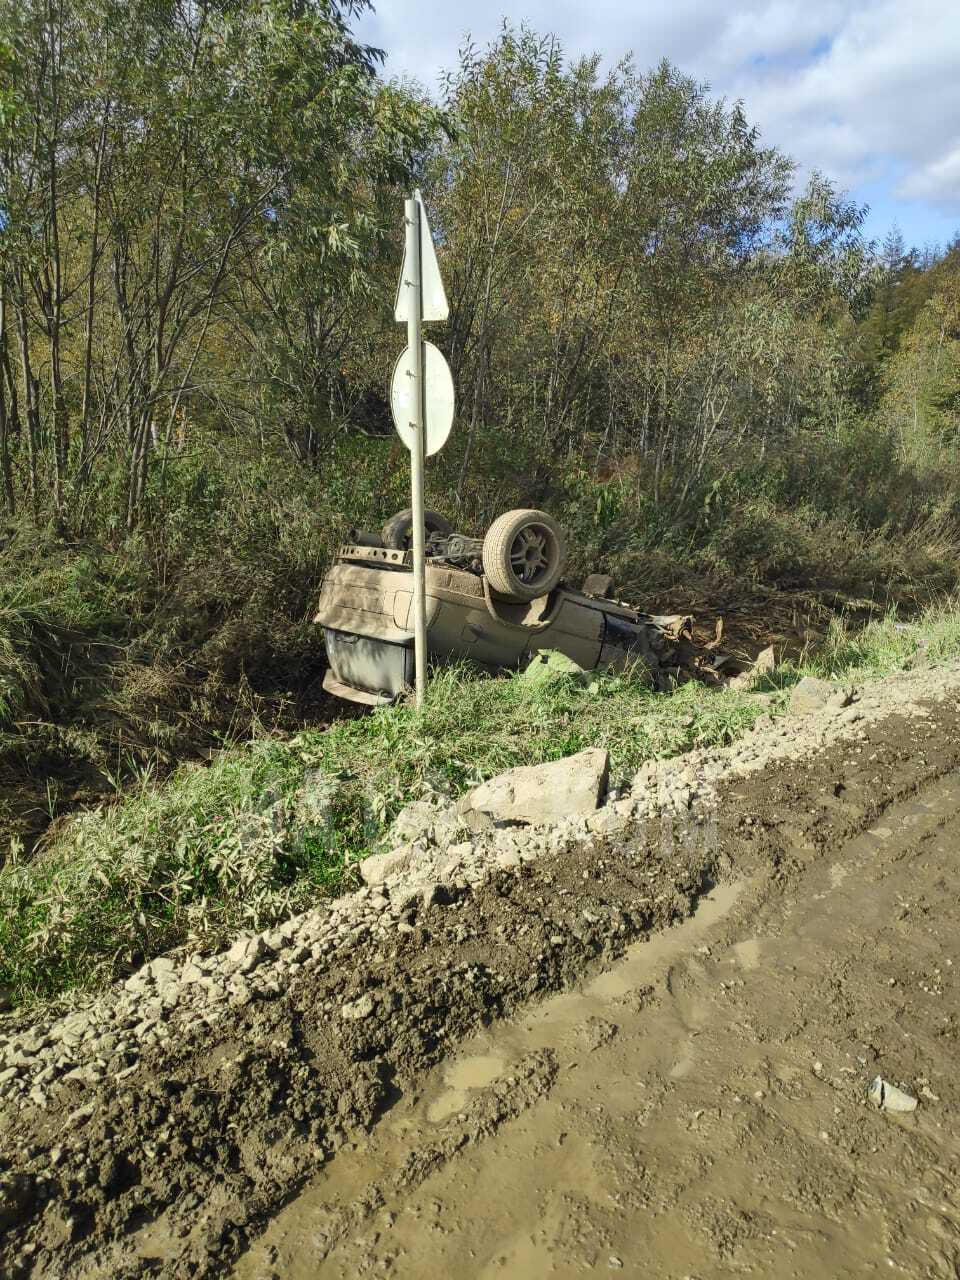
233 878 749 1280
585 878 744 1001
733 938 762 970
427 1055 507 1122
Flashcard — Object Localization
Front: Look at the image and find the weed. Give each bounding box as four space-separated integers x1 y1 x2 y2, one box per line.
3 598 960 1009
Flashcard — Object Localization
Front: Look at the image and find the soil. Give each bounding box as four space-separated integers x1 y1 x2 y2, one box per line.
242 770 960 1279
3 684 960 1278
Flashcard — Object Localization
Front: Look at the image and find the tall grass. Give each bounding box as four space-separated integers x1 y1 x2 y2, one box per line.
812 602 960 677
3 600 960 1008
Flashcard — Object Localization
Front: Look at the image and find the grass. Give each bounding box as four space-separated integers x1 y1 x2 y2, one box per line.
811 603 960 677
2 601 960 1009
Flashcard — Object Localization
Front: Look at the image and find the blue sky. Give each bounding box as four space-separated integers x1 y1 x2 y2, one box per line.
356 0 960 253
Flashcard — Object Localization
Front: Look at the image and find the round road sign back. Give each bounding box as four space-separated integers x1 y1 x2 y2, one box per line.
390 341 454 457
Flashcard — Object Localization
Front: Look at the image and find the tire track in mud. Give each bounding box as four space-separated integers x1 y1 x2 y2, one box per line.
2 691 960 1278
241 766 960 1279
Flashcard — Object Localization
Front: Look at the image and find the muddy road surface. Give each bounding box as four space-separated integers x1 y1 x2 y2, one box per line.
2 674 960 1279
239 770 960 1278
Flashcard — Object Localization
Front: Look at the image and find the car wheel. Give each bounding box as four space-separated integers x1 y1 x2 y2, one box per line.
482 509 566 601
381 508 453 551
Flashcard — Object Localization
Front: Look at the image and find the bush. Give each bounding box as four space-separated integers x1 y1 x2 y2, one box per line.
5 598 960 1009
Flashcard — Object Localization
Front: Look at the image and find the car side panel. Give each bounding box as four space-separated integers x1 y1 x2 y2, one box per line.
525 599 604 669
431 603 529 668
315 563 439 643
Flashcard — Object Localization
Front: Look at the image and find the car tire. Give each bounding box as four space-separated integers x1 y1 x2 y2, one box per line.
381 508 453 551
482 509 566 601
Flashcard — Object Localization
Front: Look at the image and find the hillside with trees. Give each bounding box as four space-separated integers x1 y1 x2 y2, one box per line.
1 1 959 849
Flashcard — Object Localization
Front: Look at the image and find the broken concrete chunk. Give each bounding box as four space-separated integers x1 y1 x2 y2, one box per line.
224 934 266 975
728 644 777 692
340 993 375 1021
458 748 610 826
359 843 415 887
788 676 836 715
384 798 460 848
753 645 777 676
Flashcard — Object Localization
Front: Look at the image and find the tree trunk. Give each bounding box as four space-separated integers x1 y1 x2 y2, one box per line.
0 288 16 513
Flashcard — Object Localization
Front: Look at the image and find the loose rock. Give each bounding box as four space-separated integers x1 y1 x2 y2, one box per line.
458 748 610 826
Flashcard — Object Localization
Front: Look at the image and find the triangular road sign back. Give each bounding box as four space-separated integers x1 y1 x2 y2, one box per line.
395 190 449 323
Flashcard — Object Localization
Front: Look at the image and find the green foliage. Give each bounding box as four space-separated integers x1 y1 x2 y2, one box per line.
0 660 761 1004
876 270 960 458
812 604 960 678
6 597 960 1008
2 8 960 1013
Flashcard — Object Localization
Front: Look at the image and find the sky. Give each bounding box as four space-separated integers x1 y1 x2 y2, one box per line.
355 0 960 253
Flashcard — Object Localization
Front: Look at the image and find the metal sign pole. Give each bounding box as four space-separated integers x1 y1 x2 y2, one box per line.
404 196 428 708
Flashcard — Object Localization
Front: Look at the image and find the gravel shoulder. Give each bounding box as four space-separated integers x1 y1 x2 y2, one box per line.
2 659 960 1278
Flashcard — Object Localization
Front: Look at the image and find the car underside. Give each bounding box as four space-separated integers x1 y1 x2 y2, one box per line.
314 509 693 705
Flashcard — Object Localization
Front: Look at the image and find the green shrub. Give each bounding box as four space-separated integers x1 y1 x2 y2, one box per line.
5 597 960 1009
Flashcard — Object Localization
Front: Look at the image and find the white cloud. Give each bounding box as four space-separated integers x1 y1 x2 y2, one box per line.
903 144 960 202
357 0 960 217
734 2 960 206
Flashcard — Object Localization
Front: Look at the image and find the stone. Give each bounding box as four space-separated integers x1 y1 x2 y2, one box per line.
446 841 475 860
753 644 777 676
225 935 266 975
458 749 610 826
18 1030 50 1055
788 676 836 715
359 844 415 887
385 799 459 848
461 807 496 833
227 981 254 1009
420 882 447 908
341 993 375 1021
727 645 776 692
732 645 778 696
586 807 631 836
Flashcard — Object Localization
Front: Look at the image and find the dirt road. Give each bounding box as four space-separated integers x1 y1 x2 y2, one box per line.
3 672 960 1279
235 764 960 1279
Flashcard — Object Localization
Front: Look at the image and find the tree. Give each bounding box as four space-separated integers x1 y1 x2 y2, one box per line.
424 31 861 512
0 0 441 529
879 268 960 458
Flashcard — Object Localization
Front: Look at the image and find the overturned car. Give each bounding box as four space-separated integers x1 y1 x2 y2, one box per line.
315 507 693 705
